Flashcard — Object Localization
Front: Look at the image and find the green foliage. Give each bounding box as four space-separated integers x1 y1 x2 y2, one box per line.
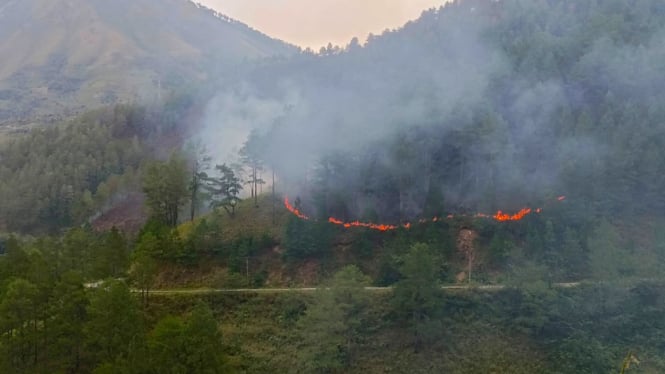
275 294 307 327
1 226 664 373
4 0 665 371
588 220 633 280
94 228 130 279
226 237 256 275
136 220 186 261
205 164 243 217
559 228 588 281
488 228 515 268
392 243 443 351
143 153 190 227
47 271 89 373
180 303 226 373
62 227 97 276
131 252 158 306
0 105 148 233
148 302 225 373
297 266 371 372
84 281 145 366
547 335 615 374
0 232 233 373
351 230 375 259
0 278 40 373
447 327 546 374
185 141 212 222
283 216 333 260
239 129 266 208
148 316 188 373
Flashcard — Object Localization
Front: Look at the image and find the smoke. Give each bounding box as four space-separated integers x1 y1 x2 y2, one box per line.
197 84 300 164
201 4 505 174
197 0 665 219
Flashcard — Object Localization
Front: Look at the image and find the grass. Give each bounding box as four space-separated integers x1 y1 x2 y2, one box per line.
144 283 665 373
144 291 551 373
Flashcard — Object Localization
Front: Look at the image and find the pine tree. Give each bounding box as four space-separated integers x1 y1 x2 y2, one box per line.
392 243 442 352
297 266 370 372
205 164 243 217
84 281 144 367
142 153 189 227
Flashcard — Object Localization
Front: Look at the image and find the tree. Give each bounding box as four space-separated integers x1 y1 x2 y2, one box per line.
542 220 559 285
283 217 332 260
347 37 361 52
262 123 282 225
186 141 212 222
131 252 157 307
205 164 243 217
148 316 188 373
297 266 371 372
0 278 40 373
135 220 185 260
94 228 129 279
0 104 149 233
548 335 615 374
588 220 633 280
84 281 144 367
455 226 479 284
392 243 442 352
181 303 226 373
143 153 189 227
560 228 587 280
47 271 89 373
239 130 265 208
148 302 225 374
0 235 31 280
62 227 96 277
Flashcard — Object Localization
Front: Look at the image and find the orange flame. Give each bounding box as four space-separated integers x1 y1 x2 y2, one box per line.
284 196 565 231
328 217 399 231
493 208 532 222
284 197 309 220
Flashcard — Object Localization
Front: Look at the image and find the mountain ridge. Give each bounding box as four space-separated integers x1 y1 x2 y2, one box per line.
0 0 297 125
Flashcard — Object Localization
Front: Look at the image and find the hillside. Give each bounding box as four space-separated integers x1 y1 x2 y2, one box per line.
0 0 295 125
213 0 665 230
3 0 665 372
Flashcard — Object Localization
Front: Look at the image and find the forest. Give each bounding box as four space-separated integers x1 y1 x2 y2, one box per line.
1 223 663 372
233 0 665 226
1 0 665 372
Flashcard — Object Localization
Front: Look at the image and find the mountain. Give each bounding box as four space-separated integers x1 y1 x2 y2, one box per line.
0 0 296 125
208 0 665 223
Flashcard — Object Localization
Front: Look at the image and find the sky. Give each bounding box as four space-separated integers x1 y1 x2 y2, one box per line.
196 0 448 49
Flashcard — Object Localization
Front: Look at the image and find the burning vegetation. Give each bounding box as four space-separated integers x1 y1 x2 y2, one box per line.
284 196 566 231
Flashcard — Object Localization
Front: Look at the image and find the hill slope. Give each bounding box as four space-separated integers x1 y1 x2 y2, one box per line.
0 0 295 124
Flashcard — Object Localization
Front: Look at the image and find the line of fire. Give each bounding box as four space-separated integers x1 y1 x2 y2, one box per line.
284 196 567 232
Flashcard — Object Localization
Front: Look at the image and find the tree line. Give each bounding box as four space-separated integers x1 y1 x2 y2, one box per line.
0 229 226 373
0 100 195 234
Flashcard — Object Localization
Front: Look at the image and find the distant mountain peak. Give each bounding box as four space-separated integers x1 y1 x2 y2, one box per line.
0 0 296 124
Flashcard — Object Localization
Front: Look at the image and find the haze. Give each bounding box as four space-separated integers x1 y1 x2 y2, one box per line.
197 0 448 49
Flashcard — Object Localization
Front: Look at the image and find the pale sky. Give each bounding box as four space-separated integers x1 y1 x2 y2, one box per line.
197 0 448 49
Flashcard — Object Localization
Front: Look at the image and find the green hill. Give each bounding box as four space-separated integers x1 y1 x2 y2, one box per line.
2 0 665 372
0 0 296 125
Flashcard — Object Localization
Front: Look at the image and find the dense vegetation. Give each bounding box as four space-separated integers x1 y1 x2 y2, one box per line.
0 230 225 373
1 0 665 372
0 99 196 233
2 230 663 373
240 0 665 226
0 106 144 232
209 0 665 289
